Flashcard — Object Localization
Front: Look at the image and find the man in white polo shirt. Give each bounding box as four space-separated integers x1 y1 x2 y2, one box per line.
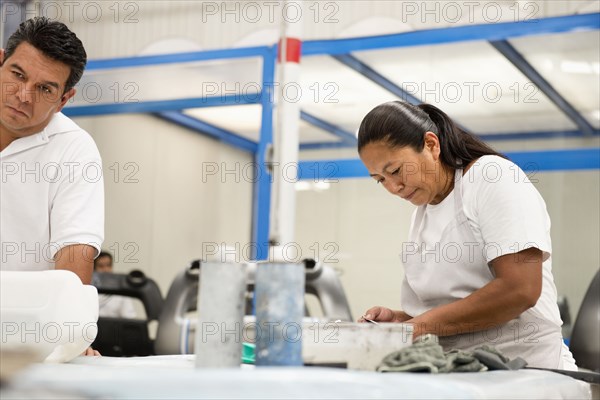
0 17 103 288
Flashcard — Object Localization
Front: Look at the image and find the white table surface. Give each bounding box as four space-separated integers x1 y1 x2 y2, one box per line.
1 355 592 400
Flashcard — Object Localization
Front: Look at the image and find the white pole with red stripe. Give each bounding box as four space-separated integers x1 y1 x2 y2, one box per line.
270 0 303 262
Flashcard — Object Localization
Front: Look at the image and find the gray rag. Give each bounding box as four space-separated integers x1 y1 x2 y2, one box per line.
377 334 527 373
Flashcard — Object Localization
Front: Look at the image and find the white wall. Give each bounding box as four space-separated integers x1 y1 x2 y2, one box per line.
74 114 253 295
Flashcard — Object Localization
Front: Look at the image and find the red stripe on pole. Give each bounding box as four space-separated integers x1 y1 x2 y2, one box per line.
277 38 302 63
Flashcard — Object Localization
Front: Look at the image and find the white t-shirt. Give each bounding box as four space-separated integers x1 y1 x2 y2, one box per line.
417 155 561 326
1 113 104 271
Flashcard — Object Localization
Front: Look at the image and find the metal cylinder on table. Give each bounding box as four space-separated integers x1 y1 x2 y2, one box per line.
195 262 247 368
255 262 304 366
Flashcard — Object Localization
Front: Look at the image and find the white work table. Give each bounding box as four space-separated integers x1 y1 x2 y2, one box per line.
1 355 592 399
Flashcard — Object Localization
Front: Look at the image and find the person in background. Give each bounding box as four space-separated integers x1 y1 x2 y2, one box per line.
357 101 576 370
94 251 137 319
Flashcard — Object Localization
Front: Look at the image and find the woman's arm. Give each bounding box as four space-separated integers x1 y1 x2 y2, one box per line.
407 247 543 338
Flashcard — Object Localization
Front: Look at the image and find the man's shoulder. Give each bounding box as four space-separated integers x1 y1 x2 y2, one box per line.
46 112 85 136
46 113 99 153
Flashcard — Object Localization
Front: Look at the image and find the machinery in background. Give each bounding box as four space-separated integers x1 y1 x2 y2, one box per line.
91 263 600 371
91 270 163 356
569 269 600 372
154 258 353 355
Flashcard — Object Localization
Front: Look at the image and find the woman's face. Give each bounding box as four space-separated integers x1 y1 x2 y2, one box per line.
359 132 449 206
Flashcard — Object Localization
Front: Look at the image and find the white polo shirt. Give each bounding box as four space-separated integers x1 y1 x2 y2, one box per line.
1 112 104 271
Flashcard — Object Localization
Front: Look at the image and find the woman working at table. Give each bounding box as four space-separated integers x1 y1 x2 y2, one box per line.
357 101 576 370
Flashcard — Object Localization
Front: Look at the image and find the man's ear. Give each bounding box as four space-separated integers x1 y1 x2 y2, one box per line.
0 49 5 66
57 88 76 111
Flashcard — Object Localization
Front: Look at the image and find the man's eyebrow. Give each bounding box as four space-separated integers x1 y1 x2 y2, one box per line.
9 63 25 75
9 62 61 90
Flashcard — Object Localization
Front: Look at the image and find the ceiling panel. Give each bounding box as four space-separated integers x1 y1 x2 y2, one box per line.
185 107 343 144
71 57 263 106
351 40 578 134
509 30 600 129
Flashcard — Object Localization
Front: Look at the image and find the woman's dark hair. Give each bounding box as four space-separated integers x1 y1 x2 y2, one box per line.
5 17 87 92
358 101 504 168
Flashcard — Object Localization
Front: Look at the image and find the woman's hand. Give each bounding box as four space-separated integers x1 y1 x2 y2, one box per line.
358 306 412 323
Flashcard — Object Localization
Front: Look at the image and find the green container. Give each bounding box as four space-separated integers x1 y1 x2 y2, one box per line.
242 342 255 364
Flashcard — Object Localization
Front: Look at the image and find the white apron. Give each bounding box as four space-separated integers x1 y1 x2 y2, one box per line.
400 168 575 369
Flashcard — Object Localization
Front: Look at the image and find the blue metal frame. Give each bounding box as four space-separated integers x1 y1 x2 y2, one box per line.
300 111 357 144
298 148 600 180
63 93 261 117
479 130 600 141
300 141 351 151
299 129 600 148
154 111 258 154
302 13 600 56
61 12 600 262
490 40 597 137
86 46 271 70
331 54 421 105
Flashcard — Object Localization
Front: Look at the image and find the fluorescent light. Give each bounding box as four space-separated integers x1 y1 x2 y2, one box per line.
295 181 331 192
314 182 331 191
560 60 594 74
295 181 311 191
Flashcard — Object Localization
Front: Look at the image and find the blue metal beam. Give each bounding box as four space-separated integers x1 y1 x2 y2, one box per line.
331 54 421 105
298 148 600 180
300 111 357 144
479 129 600 141
62 93 262 117
298 130 600 151
508 148 600 172
302 13 600 56
490 40 596 137
86 46 272 70
299 159 370 180
300 141 354 151
154 111 258 154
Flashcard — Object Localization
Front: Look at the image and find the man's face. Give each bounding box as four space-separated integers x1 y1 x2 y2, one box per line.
95 256 113 273
0 42 75 139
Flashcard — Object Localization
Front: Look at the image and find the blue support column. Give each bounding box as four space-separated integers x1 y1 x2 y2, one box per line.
251 48 276 261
